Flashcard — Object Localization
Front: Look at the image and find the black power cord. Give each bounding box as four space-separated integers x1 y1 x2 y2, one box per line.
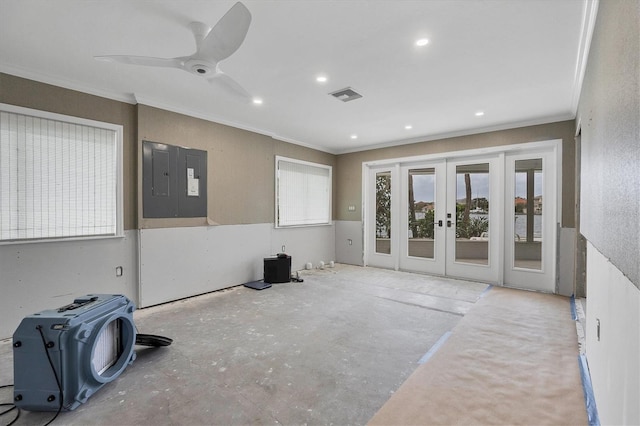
1 327 66 426
135 334 173 347
35 325 64 426
0 384 20 426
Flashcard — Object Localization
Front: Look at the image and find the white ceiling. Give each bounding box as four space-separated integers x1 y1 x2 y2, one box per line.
0 0 593 154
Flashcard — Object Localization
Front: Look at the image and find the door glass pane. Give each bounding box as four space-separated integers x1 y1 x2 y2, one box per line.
514 159 543 270
375 171 391 254
408 168 435 258
455 164 489 265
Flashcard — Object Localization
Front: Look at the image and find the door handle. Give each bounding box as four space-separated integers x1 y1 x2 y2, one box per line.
435 220 443 227
447 220 455 227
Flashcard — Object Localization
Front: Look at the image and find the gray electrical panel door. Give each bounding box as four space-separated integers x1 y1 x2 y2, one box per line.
142 141 207 218
151 149 170 197
143 141 178 218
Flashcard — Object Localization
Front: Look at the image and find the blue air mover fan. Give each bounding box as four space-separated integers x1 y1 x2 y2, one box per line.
12 294 137 411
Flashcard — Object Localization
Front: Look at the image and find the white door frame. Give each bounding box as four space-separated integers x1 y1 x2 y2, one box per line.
362 139 562 290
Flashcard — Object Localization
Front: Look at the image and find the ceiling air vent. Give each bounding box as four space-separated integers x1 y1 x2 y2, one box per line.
329 87 363 102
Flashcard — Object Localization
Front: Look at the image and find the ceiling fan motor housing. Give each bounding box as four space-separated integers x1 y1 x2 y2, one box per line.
185 59 214 76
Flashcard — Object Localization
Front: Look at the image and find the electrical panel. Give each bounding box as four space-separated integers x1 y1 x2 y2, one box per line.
142 140 207 218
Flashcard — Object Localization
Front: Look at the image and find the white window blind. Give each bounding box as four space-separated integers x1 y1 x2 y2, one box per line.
276 157 332 227
0 105 120 242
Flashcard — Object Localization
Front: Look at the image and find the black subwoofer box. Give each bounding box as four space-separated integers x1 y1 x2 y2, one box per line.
264 255 291 283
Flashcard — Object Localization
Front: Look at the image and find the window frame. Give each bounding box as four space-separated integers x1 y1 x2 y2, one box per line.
0 103 124 244
275 156 332 228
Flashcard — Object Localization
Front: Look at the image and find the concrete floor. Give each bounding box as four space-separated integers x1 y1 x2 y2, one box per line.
0 264 489 425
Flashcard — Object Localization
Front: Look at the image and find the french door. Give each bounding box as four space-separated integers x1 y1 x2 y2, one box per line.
444 156 501 282
503 150 557 292
398 162 446 275
364 143 558 292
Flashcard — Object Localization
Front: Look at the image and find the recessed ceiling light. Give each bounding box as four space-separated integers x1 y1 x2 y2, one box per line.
415 38 429 47
316 75 328 83
252 98 263 105
405 125 413 130
350 134 358 140
475 111 484 117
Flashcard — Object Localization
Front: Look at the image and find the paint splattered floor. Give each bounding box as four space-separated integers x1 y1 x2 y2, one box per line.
0 265 584 425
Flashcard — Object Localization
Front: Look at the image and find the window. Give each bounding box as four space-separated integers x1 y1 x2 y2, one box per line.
0 104 123 243
276 156 332 227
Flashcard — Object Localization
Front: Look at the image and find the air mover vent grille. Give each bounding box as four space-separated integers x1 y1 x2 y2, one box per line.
92 319 121 375
329 87 363 102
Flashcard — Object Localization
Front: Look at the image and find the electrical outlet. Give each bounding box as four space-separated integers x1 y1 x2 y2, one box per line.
282 245 286 252
115 266 123 277
596 318 600 341
348 239 353 245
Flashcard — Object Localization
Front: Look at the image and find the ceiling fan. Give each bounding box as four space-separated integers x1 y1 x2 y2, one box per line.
95 1 252 100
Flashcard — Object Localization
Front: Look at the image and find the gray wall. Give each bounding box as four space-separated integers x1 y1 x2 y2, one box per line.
333 121 577 279
0 73 138 230
0 74 141 338
0 73 338 231
577 2 640 424
136 105 336 228
335 120 576 227
577 0 640 289
0 74 338 339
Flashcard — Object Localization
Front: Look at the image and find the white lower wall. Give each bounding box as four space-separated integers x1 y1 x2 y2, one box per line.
335 220 364 266
557 227 576 296
139 224 271 307
139 223 336 307
1 223 337 339
271 224 336 271
585 241 640 426
0 231 139 339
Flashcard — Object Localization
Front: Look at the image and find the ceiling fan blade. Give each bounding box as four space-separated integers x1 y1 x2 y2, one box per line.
208 72 251 101
94 55 184 69
198 2 252 63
